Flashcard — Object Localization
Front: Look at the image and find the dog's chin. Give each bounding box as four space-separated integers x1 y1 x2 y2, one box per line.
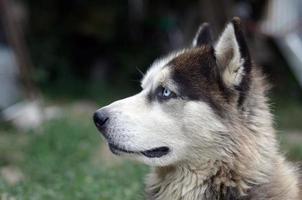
108 143 170 158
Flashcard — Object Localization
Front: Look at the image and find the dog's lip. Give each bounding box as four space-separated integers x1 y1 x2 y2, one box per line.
141 147 170 158
109 143 135 154
108 143 170 158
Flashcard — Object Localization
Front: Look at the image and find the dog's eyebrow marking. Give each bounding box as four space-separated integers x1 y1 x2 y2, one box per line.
145 67 179 103
141 50 187 89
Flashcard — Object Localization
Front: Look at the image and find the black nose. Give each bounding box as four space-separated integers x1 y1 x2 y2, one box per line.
93 110 109 130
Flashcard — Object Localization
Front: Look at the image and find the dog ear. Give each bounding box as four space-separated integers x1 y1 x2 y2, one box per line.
215 17 251 93
192 23 213 47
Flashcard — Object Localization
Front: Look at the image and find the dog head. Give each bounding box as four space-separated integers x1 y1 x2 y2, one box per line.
94 18 256 166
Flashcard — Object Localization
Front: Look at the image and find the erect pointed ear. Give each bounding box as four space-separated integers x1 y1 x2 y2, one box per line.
192 23 213 47
215 17 251 93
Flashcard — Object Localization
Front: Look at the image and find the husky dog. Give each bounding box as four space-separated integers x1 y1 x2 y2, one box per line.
93 18 301 199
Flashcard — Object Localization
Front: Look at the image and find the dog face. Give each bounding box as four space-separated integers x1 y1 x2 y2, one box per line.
94 18 252 166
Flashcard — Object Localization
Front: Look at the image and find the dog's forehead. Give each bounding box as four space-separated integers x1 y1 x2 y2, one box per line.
170 46 214 73
141 47 213 87
141 50 187 89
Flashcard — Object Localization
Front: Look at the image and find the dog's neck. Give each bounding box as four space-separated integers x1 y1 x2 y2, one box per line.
146 163 241 200
145 120 278 200
145 154 274 200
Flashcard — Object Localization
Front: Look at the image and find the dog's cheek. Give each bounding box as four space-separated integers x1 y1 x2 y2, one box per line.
182 101 227 145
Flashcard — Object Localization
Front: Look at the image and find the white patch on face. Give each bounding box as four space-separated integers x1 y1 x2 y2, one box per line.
181 101 228 163
99 53 228 166
101 91 187 166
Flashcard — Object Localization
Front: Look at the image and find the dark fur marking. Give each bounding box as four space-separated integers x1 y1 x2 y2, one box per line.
204 182 243 200
204 171 250 200
147 92 154 103
170 47 228 116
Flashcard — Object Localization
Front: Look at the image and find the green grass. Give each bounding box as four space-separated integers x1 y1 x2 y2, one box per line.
0 115 148 200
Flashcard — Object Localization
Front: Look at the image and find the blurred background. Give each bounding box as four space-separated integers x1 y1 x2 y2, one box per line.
0 0 301 199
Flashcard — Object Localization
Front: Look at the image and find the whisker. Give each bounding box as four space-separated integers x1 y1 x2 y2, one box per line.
136 67 145 77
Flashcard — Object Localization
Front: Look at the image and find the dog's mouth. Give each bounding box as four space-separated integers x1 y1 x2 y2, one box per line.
108 143 170 158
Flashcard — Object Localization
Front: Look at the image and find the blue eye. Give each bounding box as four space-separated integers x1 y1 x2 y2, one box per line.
156 87 176 100
163 88 172 97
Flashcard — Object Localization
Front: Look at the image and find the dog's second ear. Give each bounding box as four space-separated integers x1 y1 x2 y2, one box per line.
192 23 213 47
215 17 251 96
